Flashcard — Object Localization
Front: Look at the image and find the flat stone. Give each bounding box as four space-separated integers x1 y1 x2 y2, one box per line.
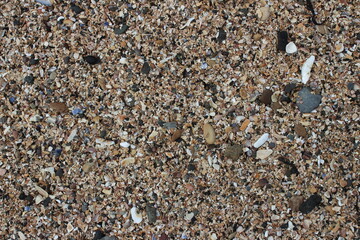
277 31 288 51
114 25 129 34
141 62 151 74
224 144 243 161
289 196 304 212
84 55 101 65
256 149 273 159
294 123 307 138
296 88 322 113
299 194 322 214
146 203 157 223
216 28 226 43
259 89 273 105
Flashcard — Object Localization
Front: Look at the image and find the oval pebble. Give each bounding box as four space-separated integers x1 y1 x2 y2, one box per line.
203 123 216 144
253 133 269 148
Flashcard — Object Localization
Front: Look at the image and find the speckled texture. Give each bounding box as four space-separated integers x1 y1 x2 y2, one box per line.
0 0 359 239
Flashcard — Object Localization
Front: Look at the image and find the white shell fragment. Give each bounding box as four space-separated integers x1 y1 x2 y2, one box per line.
179 17 195 30
256 149 273 159
120 142 130 148
301 55 315 84
253 133 269 148
286 42 297 54
119 57 128 64
36 0 53 6
130 207 143 223
120 157 136 166
67 129 77 142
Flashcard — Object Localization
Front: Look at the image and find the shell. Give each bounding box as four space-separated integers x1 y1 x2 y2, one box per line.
286 42 297 54
256 149 273 159
130 207 143 223
301 55 315 84
253 133 269 148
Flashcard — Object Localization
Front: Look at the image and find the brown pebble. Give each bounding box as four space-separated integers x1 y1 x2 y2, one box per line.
49 102 68 113
224 144 243 161
339 179 348 187
171 129 183 142
294 123 307 138
289 196 305 212
203 123 215 144
240 119 250 131
259 89 273 105
257 178 269 188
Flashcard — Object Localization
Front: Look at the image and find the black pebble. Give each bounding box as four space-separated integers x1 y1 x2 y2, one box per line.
24 75 34 85
284 83 297 94
141 62 151 74
55 168 64 177
19 192 27 200
299 194 322 214
114 25 129 35
29 58 39 66
188 163 196 171
347 82 355 90
70 3 84 14
84 56 101 65
41 197 51 207
216 28 227 43
277 31 289 51
259 89 273 105
93 230 106 240
146 203 157 223
100 130 107 138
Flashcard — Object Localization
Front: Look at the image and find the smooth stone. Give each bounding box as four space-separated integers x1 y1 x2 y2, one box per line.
277 31 288 51
203 123 216 144
114 25 129 34
141 62 151 74
84 55 101 65
130 207 143 223
296 88 322 113
253 133 269 148
146 204 157 223
299 194 322 214
289 196 305 211
224 144 243 161
259 89 273 105
294 123 307 138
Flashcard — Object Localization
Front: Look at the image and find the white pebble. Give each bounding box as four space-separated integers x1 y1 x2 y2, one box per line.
253 133 269 148
286 42 297 54
130 207 143 223
120 57 128 64
67 129 77 142
301 55 315 84
120 142 130 148
36 0 53 6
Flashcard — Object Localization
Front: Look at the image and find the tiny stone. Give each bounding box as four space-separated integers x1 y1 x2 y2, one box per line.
93 230 106 240
70 3 84 14
286 42 297 54
49 102 68 113
256 149 273 159
141 62 151 74
259 89 273 105
289 196 304 212
203 123 216 144
257 178 269 187
146 204 157 223
294 123 307 138
41 197 51 207
55 168 64 177
277 31 288 51
224 144 243 161
284 83 296 94
216 28 226 43
296 88 322 113
187 163 196 171
24 75 34 84
268 142 276 148
299 194 322 214
114 25 129 34
84 55 101 65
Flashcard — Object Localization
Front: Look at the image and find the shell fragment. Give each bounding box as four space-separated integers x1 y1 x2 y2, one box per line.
253 133 269 148
130 207 143 223
301 55 315 84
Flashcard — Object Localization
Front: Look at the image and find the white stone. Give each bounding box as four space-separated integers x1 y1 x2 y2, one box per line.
256 149 273 159
301 55 315 84
36 0 53 6
67 129 77 142
130 207 143 223
253 133 269 148
184 212 194 221
119 57 128 64
286 42 297 54
120 142 130 148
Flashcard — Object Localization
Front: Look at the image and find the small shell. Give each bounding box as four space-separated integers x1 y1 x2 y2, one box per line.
334 43 344 53
286 42 297 54
203 123 215 144
256 149 273 159
120 157 136 166
301 55 315 84
253 133 269 148
120 142 130 148
130 207 143 223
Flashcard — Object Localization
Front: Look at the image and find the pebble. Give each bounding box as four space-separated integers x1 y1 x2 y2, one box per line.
224 144 243 161
258 5 271 21
0 168 6 176
339 179 348 187
299 194 322 214
36 0 53 6
184 212 194 221
256 149 273 159
301 55 315 84
114 25 129 35
82 162 94 173
146 203 157 223
253 133 269 148
203 123 216 144
49 102 68 113
171 129 183 142
240 119 250 131
71 108 83 115
141 62 151 74
120 157 136 166
277 31 288 51
294 123 307 138
216 28 227 43
259 89 273 105
24 75 34 85
289 196 304 212
84 55 101 65
120 142 130 148
285 42 297 54
334 43 344 53
296 87 322 113
130 207 143 223
70 3 84 14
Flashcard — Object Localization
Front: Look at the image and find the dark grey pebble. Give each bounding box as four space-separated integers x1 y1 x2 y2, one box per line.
299 194 322 214
216 28 226 43
296 87 322 113
146 203 157 223
141 62 151 74
70 3 84 14
84 55 101 65
114 25 129 34
24 75 34 84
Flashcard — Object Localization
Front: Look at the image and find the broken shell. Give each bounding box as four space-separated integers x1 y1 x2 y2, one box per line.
120 157 136 166
286 42 297 54
203 123 216 144
334 43 344 53
130 207 143 223
256 149 273 159
253 133 269 148
257 5 271 21
301 55 315 84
